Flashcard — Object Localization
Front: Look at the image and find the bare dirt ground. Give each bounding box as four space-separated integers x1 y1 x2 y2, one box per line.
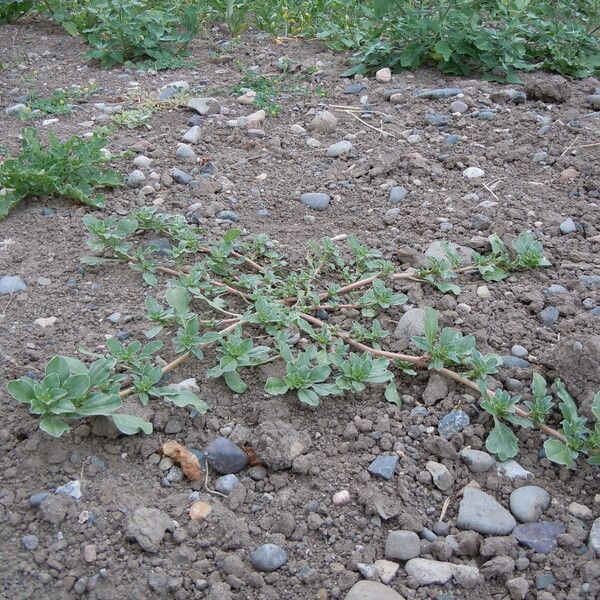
1 15 600 600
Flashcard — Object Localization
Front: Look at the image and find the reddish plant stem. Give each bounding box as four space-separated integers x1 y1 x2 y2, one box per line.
298 313 566 444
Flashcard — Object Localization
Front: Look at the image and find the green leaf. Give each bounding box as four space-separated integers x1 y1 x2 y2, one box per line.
223 229 241 243
297 387 320 406
45 356 70 382
161 389 208 413
7 379 35 403
544 438 576 468
62 374 91 399
265 377 289 396
80 256 114 265
143 272 158 286
224 370 247 394
78 393 122 416
144 325 164 338
88 358 116 386
111 414 153 435
166 286 189 315
384 381 401 406
485 418 518 461
424 307 438 344
592 392 600 421
434 40 453 62
39 416 70 437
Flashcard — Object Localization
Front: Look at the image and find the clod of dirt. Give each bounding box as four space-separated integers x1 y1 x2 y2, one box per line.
159 440 202 481
254 419 311 471
525 75 571 103
550 334 600 417
126 507 172 552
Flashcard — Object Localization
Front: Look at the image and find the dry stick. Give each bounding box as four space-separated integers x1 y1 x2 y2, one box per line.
334 108 397 138
298 313 567 444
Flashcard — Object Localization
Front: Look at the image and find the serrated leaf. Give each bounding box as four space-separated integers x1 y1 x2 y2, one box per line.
543 438 576 468
485 418 518 461
384 381 401 406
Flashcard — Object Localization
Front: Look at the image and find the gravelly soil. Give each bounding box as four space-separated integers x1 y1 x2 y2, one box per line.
1 14 600 600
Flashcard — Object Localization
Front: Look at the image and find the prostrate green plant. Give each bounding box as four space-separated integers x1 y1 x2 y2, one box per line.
7 206 600 469
0 128 123 220
18 84 97 119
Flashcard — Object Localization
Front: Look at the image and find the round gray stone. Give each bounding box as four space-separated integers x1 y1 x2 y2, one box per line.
250 543 287 572
457 488 516 535
510 486 551 523
385 530 420 561
300 193 331 211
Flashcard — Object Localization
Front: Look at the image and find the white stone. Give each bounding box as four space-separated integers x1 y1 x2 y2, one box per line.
405 558 453 585
34 317 58 328
463 167 485 179
374 559 399 584
332 490 351 506
376 68 392 83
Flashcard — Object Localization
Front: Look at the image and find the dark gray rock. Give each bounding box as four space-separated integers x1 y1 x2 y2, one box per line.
438 410 470 438
216 210 240 223
367 455 398 480
513 522 565 553
250 543 287 572
28 492 50 507
544 284 568 296
344 83 367 95
502 356 530 369
425 114 450 126
204 437 248 474
169 168 193 184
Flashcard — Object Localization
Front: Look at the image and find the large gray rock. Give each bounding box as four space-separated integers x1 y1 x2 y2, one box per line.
457 488 516 535
460 448 495 473
308 110 338 133
404 558 453 584
126 507 172 552
187 97 221 115
254 420 310 471
250 543 287 572
393 308 425 350
300 192 330 211
345 581 405 600
589 517 600 557
385 530 420 561
509 486 551 523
